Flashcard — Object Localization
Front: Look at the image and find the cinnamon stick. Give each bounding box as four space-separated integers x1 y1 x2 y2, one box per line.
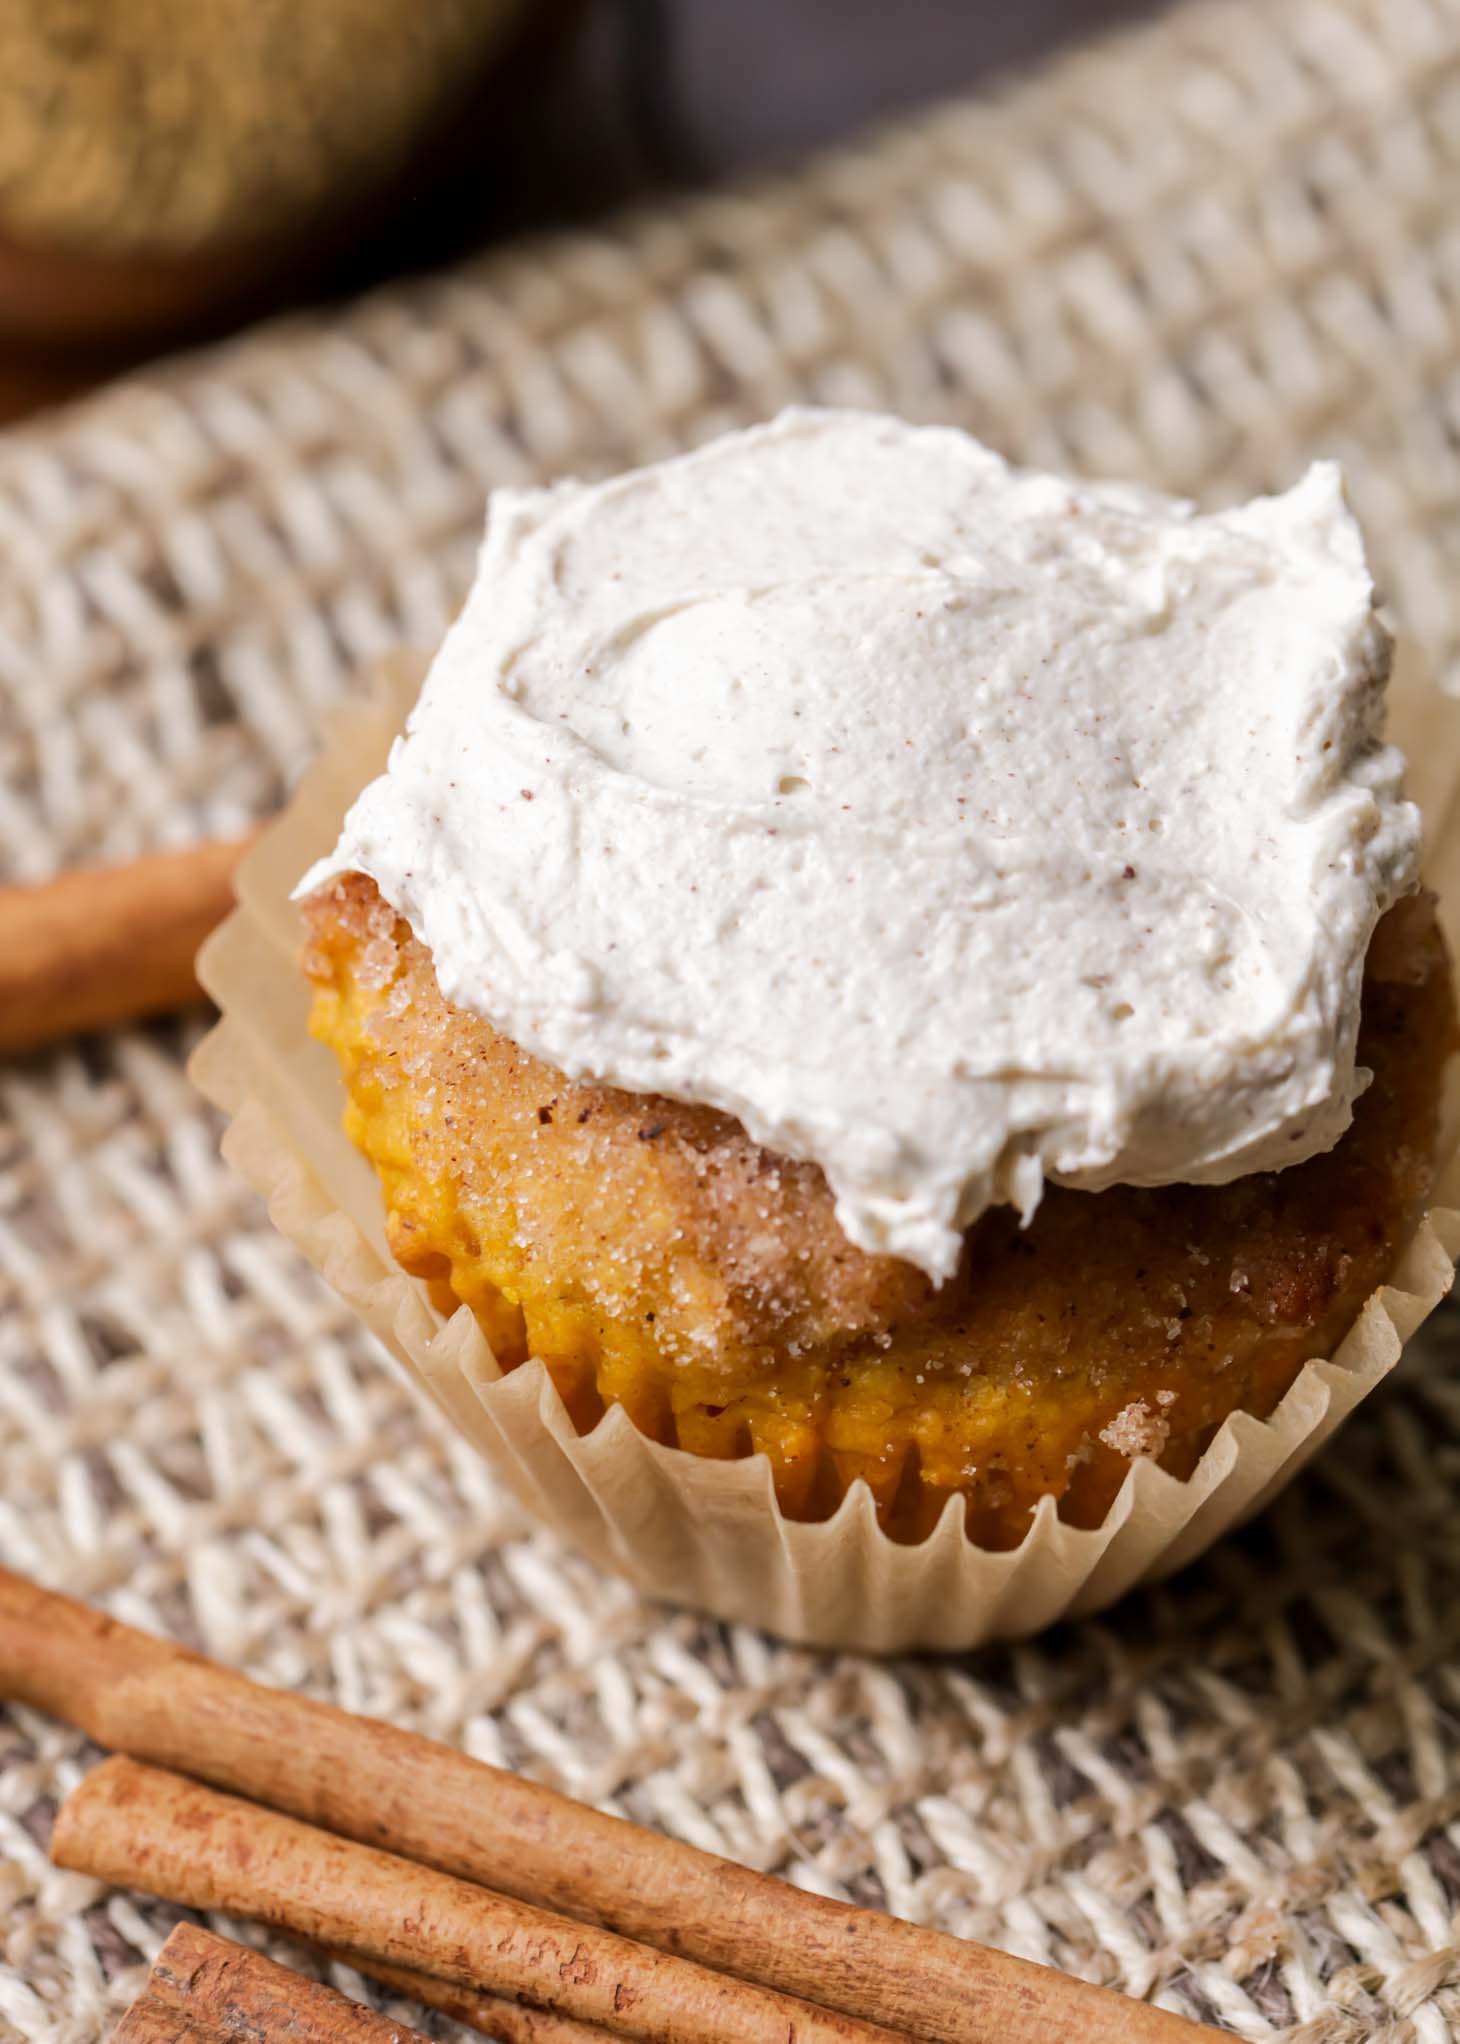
55 1757 910 2044
318 1950 613 2044
1 1569 1216 2044
112 1924 433 2044
126 1924 608 2044
0 833 255 1054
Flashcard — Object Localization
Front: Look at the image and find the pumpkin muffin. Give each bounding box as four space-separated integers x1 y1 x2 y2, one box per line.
296 411 1454 1549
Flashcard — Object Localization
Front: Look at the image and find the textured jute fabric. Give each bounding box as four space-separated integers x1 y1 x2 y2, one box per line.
4 0 1460 2035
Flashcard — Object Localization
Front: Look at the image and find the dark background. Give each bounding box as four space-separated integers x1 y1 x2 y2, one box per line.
507 0 1166 219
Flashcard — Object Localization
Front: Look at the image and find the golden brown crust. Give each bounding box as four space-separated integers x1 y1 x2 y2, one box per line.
303 874 1456 1545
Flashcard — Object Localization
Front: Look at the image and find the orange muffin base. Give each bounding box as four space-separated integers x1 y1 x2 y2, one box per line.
302 875 1455 1548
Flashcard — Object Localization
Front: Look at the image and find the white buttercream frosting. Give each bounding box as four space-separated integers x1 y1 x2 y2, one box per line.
301 408 1420 1280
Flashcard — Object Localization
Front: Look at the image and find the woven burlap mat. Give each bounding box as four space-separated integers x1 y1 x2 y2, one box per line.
5 0 1460 2035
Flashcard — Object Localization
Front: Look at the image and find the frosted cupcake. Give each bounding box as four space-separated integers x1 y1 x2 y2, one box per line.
291 410 1455 1553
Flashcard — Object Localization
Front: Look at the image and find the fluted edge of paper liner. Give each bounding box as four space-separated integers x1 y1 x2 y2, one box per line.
189 646 1460 1654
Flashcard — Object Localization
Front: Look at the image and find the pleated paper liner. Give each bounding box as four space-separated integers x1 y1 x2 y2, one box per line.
191 645 1460 1652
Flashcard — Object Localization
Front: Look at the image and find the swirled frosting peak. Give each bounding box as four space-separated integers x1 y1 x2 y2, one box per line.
302 408 1421 1279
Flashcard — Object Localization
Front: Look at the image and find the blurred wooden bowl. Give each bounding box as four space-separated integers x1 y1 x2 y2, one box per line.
0 0 574 356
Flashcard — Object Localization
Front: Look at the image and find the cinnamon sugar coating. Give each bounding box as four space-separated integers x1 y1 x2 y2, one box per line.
303 874 1454 1546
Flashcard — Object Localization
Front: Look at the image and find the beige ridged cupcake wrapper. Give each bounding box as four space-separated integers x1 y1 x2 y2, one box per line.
191 646 1460 1653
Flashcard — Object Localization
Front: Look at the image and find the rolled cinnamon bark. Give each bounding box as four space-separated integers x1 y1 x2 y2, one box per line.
0 834 255 1054
2 1568 1214 2044
116 1920 607 2044
111 1924 434 2044
55 1757 910 2044
318 1949 613 2044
